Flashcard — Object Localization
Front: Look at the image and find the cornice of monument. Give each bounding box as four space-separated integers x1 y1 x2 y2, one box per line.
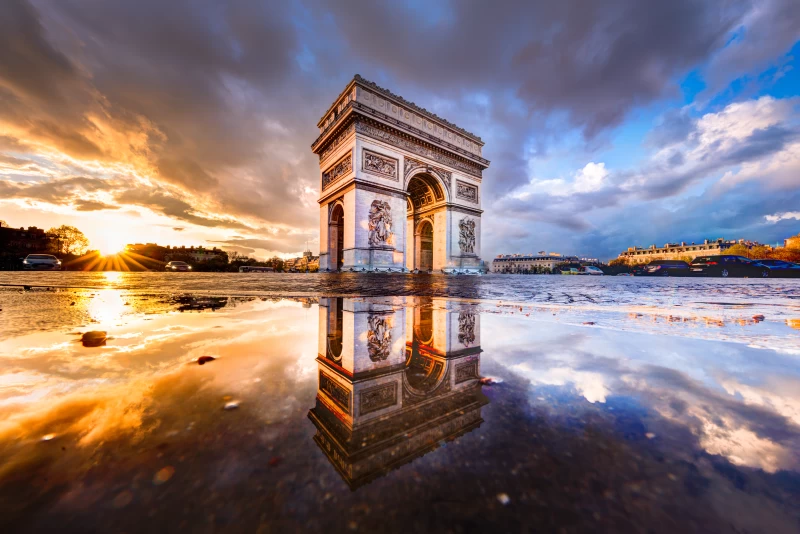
315 75 484 145
351 75 483 144
312 105 489 177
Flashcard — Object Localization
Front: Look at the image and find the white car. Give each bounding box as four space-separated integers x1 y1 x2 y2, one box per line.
22 254 62 270
583 266 605 275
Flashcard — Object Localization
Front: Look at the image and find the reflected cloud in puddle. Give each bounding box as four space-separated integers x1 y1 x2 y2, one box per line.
1 294 800 531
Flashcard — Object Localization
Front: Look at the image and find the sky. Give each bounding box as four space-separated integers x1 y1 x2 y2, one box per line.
1 0 799 260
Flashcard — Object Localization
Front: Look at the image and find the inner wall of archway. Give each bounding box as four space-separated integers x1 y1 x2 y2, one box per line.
405 174 448 272
329 203 345 270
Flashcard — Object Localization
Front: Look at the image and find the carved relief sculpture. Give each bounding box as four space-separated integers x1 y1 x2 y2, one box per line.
359 382 398 414
362 149 398 179
355 121 483 179
368 200 393 246
367 315 392 362
319 371 351 414
458 311 476 346
456 180 478 203
458 218 476 254
322 153 352 190
320 122 355 163
455 360 479 383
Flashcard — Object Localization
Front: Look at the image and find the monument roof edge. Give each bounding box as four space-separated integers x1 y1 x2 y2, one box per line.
353 75 484 145
316 75 484 145
316 77 359 129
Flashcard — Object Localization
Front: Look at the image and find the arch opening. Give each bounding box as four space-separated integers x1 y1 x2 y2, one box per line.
405 306 445 395
416 220 434 271
326 297 344 362
329 203 344 270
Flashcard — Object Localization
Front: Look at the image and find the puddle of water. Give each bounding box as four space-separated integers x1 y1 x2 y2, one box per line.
1 293 800 532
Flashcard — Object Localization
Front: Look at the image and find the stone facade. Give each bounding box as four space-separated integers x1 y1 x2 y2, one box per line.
617 238 768 264
313 76 490 273
491 254 579 273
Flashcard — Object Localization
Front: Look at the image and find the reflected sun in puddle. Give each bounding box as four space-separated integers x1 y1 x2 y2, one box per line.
88 290 127 325
103 271 123 284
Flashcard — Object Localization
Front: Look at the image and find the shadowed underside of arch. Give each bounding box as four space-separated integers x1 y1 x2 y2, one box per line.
406 174 445 211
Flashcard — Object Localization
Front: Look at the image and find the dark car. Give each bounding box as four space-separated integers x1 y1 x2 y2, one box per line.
642 260 691 277
165 261 191 272
756 259 800 278
690 255 770 278
631 264 648 276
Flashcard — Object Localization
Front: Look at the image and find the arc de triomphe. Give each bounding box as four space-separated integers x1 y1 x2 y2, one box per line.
312 75 490 273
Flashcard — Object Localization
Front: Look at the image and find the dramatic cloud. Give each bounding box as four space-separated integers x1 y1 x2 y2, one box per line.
0 0 798 258
489 94 800 256
766 212 800 223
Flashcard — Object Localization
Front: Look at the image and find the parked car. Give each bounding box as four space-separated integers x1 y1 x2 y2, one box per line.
756 259 800 278
582 266 605 275
642 260 691 277
165 261 191 272
22 254 62 271
690 255 770 278
631 264 648 276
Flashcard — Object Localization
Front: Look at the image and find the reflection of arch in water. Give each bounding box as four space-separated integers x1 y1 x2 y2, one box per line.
404 347 447 396
326 297 344 362
309 298 487 490
404 305 447 399
413 306 434 345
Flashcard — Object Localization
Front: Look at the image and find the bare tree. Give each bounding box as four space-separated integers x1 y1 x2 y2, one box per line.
48 225 89 256
265 256 285 272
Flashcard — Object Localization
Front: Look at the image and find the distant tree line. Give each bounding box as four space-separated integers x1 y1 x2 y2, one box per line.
1 221 303 272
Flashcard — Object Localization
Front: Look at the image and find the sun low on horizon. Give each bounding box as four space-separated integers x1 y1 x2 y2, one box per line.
96 235 129 257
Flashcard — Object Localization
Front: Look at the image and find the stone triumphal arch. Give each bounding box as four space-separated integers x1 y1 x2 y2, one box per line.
312 75 490 273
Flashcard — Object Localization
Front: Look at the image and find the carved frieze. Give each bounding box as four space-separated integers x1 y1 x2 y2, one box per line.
458 218 476 254
368 200 394 247
455 360 479 384
353 75 483 142
322 153 352 191
355 121 483 180
359 382 397 415
456 180 478 204
367 314 392 361
458 311 476 346
362 149 398 180
320 122 355 163
319 371 351 414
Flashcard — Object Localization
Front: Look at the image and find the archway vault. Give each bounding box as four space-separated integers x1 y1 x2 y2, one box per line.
406 173 446 212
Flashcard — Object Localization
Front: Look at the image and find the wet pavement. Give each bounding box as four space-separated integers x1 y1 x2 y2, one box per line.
1 273 800 532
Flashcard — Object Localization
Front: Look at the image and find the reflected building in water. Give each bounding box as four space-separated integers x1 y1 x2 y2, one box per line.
309 297 488 489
